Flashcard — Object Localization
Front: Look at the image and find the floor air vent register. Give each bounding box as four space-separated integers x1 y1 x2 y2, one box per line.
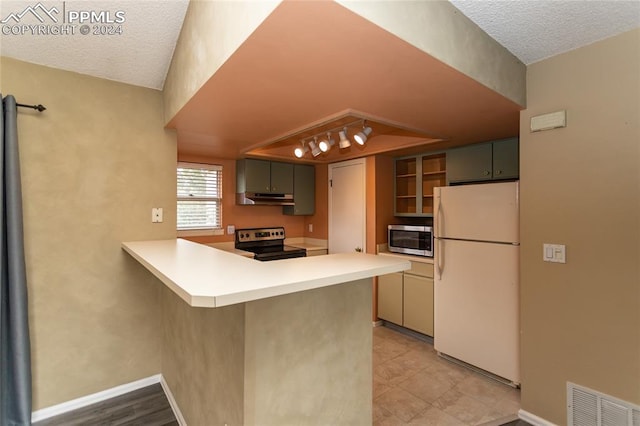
568 382 640 426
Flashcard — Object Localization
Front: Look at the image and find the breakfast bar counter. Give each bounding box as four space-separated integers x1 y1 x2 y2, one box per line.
122 238 409 308
122 238 410 425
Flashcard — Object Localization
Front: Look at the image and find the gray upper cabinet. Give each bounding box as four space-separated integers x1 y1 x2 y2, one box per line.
447 137 518 184
283 164 315 216
237 159 293 194
492 138 519 180
270 161 294 194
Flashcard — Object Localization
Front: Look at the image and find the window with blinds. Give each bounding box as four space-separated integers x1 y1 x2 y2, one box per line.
177 162 222 230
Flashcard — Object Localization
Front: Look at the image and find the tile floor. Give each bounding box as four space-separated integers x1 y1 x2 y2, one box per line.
373 325 521 426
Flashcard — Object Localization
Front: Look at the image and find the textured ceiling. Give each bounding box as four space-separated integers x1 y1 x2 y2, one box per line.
1 1 639 89
450 0 640 65
0 0 189 89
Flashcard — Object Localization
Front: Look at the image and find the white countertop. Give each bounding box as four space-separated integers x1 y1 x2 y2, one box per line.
377 250 435 264
122 239 410 308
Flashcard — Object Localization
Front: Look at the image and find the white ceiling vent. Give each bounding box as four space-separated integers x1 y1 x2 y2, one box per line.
568 382 640 426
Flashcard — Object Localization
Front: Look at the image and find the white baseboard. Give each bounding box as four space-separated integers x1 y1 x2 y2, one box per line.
160 376 187 426
372 320 383 327
31 374 162 422
519 409 558 426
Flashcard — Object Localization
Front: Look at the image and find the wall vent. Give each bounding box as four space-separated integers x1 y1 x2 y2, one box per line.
568 382 640 426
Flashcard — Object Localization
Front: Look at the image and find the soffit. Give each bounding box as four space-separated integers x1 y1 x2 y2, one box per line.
168 1 522 163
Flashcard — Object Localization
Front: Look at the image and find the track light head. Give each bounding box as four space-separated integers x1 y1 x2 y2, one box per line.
294 141 308 158
338 128 351 149
309 137 322 157
319 132 335 152
354 125 372 145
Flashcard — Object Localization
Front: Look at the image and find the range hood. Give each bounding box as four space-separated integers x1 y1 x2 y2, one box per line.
236 192 294 206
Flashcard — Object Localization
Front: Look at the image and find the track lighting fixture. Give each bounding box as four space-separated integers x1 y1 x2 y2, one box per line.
318 132 335 152
291 120 373 158
294 141 308 158
309 137 322 157
354 122 372 145
338 128 350 149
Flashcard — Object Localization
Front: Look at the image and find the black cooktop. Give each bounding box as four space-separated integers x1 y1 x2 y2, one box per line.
235 227 307 261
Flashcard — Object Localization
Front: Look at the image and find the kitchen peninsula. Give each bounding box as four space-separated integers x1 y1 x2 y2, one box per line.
122 239 409 425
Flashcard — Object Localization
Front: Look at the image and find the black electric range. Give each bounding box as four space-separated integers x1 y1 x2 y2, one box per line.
235 227 307 261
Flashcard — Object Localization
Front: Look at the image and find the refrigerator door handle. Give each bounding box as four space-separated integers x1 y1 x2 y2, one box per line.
435 192 442 239
436 237 444 280
435 190 444 279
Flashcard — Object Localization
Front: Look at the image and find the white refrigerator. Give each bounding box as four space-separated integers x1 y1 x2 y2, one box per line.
433 181 520 385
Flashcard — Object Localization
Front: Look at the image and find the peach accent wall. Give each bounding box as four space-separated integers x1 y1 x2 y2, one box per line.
178 155 310 244
374 155 395 245
520 29 640 424
2 57 177 409
304 163 328 240
364 155 396 320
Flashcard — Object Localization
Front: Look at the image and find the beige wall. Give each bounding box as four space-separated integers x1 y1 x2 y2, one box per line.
1 57 177 409
244 279 373 425
336 0 526 106
520 29 640 424
162 278 372 425
162 287 245 425
163 0 280 123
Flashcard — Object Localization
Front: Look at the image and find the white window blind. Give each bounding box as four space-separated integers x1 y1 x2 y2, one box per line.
177 162 222 230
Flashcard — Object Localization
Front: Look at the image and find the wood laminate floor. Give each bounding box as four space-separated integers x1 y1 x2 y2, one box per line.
35 327 532 425
34 383 177 426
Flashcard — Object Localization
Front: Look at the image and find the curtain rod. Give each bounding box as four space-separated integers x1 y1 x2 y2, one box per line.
16 103 46 112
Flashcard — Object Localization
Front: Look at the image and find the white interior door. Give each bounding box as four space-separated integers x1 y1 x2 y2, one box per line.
328 159 366 254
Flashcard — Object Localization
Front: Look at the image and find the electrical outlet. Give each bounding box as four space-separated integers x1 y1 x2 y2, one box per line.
227 225 235 235
308 223 313 233
151 208 163 223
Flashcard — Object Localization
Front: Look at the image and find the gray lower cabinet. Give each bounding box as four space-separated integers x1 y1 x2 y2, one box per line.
447 137 518 184
283 164 315 216
377 272 403 325
377 261 434 336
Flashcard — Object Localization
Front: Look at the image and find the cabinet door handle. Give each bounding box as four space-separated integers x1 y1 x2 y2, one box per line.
483 170 491 176
495 170 502 175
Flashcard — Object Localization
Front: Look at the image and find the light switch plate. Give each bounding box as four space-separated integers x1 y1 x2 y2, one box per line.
543 243 566 263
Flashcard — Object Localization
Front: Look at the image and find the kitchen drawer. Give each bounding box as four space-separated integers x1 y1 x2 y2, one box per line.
407 261 434 278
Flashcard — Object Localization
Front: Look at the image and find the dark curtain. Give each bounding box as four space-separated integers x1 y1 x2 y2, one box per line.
0 94 32 425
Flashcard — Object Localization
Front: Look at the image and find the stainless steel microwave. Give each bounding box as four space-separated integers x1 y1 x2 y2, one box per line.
388 225 433 257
